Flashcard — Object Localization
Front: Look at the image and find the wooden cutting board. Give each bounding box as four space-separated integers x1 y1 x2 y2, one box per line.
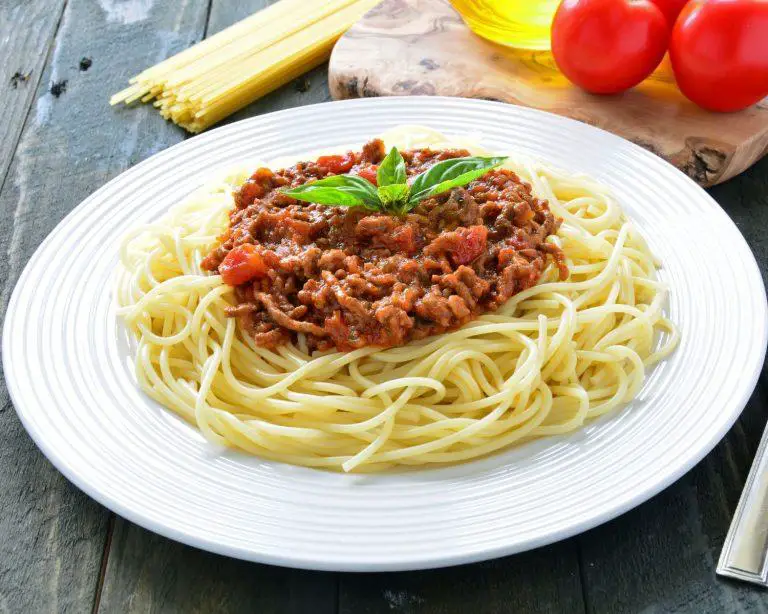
329 0 768 187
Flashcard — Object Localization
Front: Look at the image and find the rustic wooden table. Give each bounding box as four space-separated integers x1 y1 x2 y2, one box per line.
2 1 768 612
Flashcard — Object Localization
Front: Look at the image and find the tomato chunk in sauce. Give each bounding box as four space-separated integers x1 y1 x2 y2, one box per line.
218 244 267 286
316 153 354 174
357 165 378 185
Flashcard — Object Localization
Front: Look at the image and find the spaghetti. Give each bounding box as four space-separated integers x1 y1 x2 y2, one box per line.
109 0 381 133
116 127 679 472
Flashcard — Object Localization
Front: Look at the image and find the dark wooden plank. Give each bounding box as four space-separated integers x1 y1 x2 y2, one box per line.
577 156 768 614
98 521 336 614
206 0 269 30
95 3 338 613
0 0 67 193
0 0 211 612
339 542 585 614
713 150 768 289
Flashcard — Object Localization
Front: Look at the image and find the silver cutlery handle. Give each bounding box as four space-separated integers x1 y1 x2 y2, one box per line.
717 419 768 586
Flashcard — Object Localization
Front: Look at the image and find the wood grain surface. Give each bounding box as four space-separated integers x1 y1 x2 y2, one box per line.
0 1 67 195
98 520 337 614
0 0 768 612
329 0 768 187
339 541 584 613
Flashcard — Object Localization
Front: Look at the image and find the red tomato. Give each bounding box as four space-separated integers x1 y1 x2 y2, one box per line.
219 244 267 286
648 0 690 27
357 165 378 185
317 152 354 174
551 0 669 94
453 226 488 265
670 0 768 112
390 224 418 256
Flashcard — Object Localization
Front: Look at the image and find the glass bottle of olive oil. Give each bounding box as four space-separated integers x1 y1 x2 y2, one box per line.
449 0 561 51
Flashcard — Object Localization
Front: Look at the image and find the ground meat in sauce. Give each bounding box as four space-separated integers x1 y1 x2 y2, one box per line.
201 139 568 352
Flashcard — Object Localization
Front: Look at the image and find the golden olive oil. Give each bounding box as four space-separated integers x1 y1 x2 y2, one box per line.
449 0 560 51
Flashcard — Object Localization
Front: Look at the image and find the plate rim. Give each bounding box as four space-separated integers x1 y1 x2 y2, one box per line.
4 96 767 571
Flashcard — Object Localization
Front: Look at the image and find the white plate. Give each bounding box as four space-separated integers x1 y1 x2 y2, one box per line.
4 97 766 571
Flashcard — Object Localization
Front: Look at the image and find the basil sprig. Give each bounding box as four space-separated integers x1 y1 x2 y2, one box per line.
279 174 380 210
281 147 507 215
377 145 407 187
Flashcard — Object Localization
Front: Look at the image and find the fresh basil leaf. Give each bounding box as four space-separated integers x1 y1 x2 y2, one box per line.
282 187 367 208
421 166 503 201
282 174 381 209
377 146 407 187
377 183 410 207
409 156 508 204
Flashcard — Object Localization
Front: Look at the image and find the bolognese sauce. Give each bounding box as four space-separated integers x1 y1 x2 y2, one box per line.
201 139 568 351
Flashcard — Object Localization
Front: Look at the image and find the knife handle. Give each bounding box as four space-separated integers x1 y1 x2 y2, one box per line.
717 420 768 586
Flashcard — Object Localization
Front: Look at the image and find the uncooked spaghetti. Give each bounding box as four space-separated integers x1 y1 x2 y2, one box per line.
110 0 381 133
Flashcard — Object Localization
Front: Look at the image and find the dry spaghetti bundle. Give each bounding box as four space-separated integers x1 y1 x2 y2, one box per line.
110 0 379 133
